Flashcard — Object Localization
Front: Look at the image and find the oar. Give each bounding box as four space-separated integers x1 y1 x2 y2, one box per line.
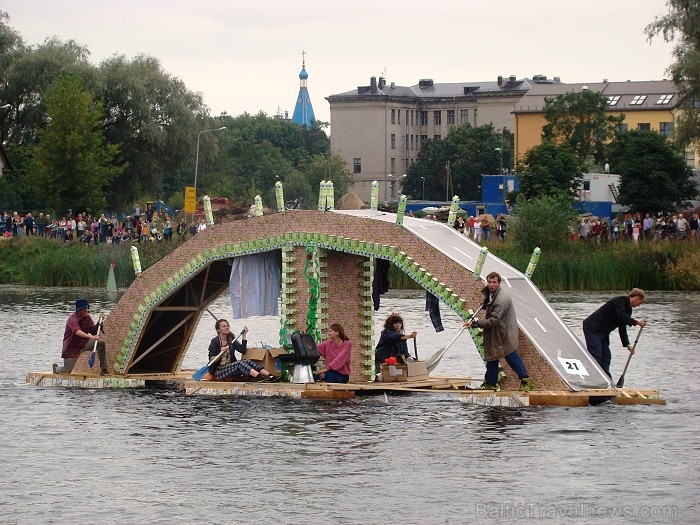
88 315 104 368
192 330 244 380
413 336 418 360
426 305 483 373
616 326 643 388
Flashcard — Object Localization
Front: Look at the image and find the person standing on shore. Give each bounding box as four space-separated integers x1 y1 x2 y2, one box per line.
582 289 647 378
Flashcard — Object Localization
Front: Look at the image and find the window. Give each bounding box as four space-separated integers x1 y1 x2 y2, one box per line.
420 135 427 147
397 110 401 125
411 111 414 126
434 111 442 125
617 123 629 132
390 158 396 174
391 134 396 149
390 181 396 198
630 95 647 105
460 109 469 124
447 110 455 125
637 123 651 131
473 108 478 125
391 109 396 124
685 150 696 167
433 134 441 140
353 158 361 173
419 111 428 125
607 95 621 106
656 94 673 105
660 122 674 138
405 134 409 150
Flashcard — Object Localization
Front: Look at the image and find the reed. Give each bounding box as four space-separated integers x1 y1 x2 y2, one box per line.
1 236 699 290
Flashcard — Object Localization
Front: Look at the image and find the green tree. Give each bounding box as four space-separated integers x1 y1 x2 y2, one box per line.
607 130 697 213
404 124 512 201
542 89 624 165
511 193 578 253
517 141 581 200
29 76 123 212
96 54 206 208
646 0 700 147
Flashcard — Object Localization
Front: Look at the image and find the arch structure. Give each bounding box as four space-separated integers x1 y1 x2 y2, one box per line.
76 209 611 391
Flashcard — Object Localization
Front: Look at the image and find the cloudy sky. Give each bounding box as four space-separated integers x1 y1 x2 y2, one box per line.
3 0 675 125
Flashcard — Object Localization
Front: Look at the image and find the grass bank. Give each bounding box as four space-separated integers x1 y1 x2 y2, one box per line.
389 240 700 291
2 236 699 291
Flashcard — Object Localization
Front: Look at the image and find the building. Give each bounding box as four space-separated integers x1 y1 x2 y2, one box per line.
327 74 557 202
291 52 316 128
512 80 693 165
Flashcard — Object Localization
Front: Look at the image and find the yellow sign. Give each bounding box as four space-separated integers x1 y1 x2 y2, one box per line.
184 186 196 214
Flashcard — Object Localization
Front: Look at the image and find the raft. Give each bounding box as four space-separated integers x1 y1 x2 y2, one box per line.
25 370 665 407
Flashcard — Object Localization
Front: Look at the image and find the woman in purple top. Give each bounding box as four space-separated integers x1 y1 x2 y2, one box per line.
314 323 352 383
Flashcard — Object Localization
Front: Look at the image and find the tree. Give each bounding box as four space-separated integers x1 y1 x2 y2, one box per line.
29 76 123 212
607 130 697 213
517 141 581 200
96 54 206 208
646 0 700 148
511 193 578 253
542 90 624 166
403 124 513 201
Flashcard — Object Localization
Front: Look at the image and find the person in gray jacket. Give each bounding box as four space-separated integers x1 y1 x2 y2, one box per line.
464 271 534 391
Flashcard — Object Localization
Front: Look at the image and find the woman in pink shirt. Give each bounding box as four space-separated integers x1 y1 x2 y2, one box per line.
314 323 352 383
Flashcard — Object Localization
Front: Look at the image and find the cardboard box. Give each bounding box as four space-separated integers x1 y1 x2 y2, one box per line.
242 347 288 376
380 361 429 382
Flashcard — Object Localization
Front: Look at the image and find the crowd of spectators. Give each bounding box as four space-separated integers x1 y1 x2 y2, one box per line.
1 204 209 245
575 212 700 243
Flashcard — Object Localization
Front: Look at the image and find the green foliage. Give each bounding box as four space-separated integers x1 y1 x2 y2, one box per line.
517 141 581 199
96 54 206 207
511 193 578 253
646 1 700 148
28 76 124 212
607 130 697 213
404 124 513 201
542 89 624 165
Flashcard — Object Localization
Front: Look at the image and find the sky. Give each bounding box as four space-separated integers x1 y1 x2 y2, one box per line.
3 0 676 126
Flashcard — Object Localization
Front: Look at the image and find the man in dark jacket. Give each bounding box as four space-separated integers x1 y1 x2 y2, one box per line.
582 288 647 378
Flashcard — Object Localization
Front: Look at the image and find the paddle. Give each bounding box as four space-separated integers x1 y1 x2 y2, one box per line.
192 330 244 380
413 336 418 360
88 315 104 368
426 305 483 373
616 326 643 388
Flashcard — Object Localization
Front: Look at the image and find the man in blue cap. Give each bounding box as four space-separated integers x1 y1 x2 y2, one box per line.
53 298 107 375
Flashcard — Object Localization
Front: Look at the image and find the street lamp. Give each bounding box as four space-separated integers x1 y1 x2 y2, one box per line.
387 173 407 199
194 126 226 197
495 147 503 174
420 176 425 200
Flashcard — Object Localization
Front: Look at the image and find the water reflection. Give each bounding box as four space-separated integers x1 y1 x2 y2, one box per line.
1 286 699 524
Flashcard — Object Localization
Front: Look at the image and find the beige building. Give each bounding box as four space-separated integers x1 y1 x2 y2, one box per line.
327 75 557 202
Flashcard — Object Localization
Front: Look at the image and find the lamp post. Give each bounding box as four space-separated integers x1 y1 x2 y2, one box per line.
387 173 407 200
421 176 425 200
194 126 226 197
495 147 503 174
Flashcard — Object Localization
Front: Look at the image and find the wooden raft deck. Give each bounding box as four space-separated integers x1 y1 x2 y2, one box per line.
25 371 665 406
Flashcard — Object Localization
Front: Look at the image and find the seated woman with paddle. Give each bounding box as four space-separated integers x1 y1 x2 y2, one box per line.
202 320 277 382
313 323 352 383
374 313 416 380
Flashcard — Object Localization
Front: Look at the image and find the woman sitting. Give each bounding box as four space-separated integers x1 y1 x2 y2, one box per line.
204 320 277 382
374 313 416 378
313 323 352 383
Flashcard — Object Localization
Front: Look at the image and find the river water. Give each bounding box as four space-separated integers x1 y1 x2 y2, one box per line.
1 286 698 524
